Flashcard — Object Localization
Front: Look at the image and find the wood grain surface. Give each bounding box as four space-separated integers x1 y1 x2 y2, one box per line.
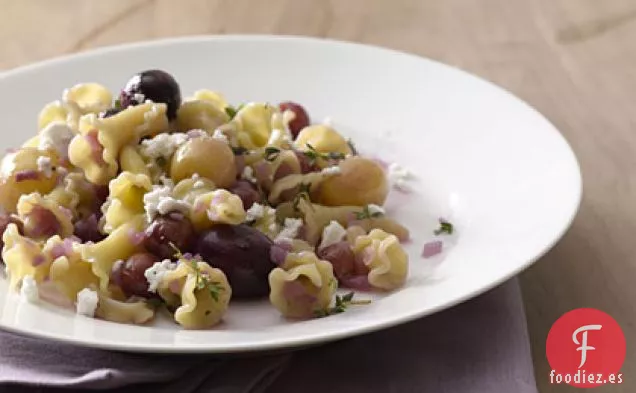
1 1 634 391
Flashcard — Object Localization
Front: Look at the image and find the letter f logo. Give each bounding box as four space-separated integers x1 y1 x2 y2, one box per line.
572 325 602 368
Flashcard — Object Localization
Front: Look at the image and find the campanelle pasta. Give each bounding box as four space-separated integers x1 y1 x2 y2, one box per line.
0 69 413 329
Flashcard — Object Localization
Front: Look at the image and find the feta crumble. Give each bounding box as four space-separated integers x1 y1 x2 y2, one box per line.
140 132 188 160
76 288 99 317
37 156 53 178
319 220 347 250
212 129 229 143
242 166 257 183
388 162 412 191
367 204 385 216
143 185 191 222
321 166 342 176
20 275 39 303
323 117 334 126
144 259 177 293
246 203 265 222
134 93 146 103
275 218 303 242
38 121 74 158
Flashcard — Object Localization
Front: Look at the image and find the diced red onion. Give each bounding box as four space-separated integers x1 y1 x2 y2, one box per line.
86 130 106 166
15 170 39 182
421 240 443 258
32 254 46 267
49 244 67 259
340 275 373 291
283 280 317 304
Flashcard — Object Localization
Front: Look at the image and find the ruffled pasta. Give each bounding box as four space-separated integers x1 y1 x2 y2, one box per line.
17 192 74 240
268 169 341 205
102 172 152 233
269 251 337 319
45 237 99 301
38 100 82 131
176 100 229 133
63 83 113 114
191 189 246 230
172 176 216 205
157 261 232 329
68 103 168 185
95 294 155 324
294 124 352 164
352 229 408 290
2 223 52 289
232 103 280 149
190 90 228 111
119 145 151 178
79 215 145 291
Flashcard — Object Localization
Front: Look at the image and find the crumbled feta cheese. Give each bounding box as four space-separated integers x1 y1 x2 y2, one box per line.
38 121 74 158
246 203 265 222
36 156 53 178
76 288 99 317
134 93 146 103
323 117 334 126
275 218 304 242
143 185 191 222
144 259 176 293
321 166 342 176
212 129 229 143
242 166 257 183
20 275 39 303
140 133 188 160
367 204 385 216
388 163 412 191
269 222 279 233
319 220 347 250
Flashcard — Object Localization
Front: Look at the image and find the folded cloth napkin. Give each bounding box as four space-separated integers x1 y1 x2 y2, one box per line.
0 279 537 393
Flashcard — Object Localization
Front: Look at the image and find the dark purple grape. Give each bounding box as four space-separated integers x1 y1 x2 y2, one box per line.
73 214 106 243
120 70 182 120
196 224 275 298
279 102 310 139
114 252 158 298
99 108 121 118
23 206 60 239
142 212 194 260
317 241 356 280
228 180 261 210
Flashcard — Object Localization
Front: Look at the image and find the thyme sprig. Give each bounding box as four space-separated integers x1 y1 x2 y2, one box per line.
224 103 244 120
264 147 281 161
170 243 223 302
354 205 383 220
433 218 454 236
314 292 372 317
303 143 346 165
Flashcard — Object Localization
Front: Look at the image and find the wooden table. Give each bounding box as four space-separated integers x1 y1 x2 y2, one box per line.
1 1 634 391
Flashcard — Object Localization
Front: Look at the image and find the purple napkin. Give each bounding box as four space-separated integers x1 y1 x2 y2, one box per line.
0 279 537 393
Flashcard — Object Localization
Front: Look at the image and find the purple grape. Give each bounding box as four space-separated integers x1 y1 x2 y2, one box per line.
195 224 275 298
120 70 182 120
142 212 194 260
228 180 261 210
113 252 158 298
73 214 106 243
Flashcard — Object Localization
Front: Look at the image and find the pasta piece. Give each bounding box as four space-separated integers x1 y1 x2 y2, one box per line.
352 229 408 291
102 172 152 233
95 294 155 324
79 215 145 291
63 83 113 114
45 237 99 301
245 203 279 239
176 100 229 133
190 89 228 110
119 145 151 177
172 176 216 205
348 217 410 242
268 168 341 205
37 100 82 131
269 252 337 319
190 189 246 230
17 192 74 240
160 261 232 329
0 148 59 213
1 224 51 289
68 103 168 185
233 103 278 149
22 136 40 149
294 125 353 160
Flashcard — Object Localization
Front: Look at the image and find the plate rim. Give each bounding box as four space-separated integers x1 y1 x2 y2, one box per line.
0 35 583 353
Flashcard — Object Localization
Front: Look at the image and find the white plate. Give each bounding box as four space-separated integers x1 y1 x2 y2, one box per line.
0 36 581 353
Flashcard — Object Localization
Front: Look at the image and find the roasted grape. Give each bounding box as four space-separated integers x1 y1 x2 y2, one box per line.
317 241 356 280
318 156 389 206
113 252 159 298
143 212 194 260
228 180 261 210
120 70 182 120
195 224 275 298
73 214 105 243
279 102 310 138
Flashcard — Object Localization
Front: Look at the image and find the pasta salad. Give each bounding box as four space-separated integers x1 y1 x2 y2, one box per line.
0 69 410 329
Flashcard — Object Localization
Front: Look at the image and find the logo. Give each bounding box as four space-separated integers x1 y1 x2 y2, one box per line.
546 308 625 388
